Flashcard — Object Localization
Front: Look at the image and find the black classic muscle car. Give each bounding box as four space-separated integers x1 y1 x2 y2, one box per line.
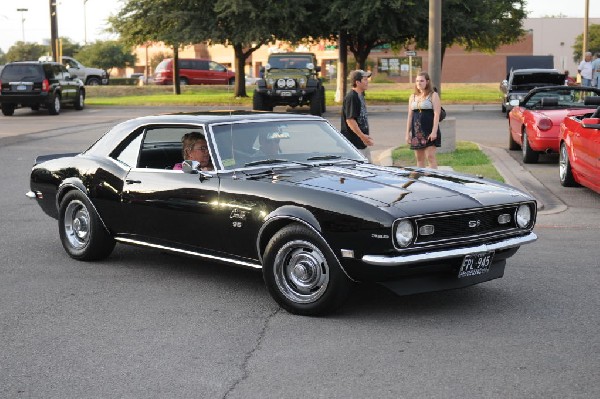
27 112 537 315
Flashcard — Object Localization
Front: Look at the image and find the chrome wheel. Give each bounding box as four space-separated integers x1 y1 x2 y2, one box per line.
273 239 329 304
63 200 90 250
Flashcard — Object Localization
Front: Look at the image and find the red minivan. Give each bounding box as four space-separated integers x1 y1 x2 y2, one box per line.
153 58 235 85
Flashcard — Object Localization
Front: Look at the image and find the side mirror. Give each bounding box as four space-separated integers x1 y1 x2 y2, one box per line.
182 160 200 173
581 117 600 129
315 66 321 73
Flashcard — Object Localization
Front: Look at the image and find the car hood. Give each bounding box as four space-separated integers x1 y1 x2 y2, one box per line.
257 164 529 214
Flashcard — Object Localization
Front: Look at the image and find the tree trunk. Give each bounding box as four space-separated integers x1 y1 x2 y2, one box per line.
172 46 180 95
233 43 247 98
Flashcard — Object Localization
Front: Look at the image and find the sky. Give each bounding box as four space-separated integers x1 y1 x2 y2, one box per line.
1 0 600 54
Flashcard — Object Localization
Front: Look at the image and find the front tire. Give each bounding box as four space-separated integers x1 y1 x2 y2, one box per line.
59 191 115 261
309 88 323 116
253 91 272 111
262 223 352 316
48 93 61 115
559 142 579 187
522 129 539 163
508 122 520 150
86 77 102 86
320 86 326 113
74 89 85 110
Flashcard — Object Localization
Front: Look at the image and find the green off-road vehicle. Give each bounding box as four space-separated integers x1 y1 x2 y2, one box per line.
253 52 326 116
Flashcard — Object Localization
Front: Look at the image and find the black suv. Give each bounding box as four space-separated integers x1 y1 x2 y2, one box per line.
253 52 325 116
0 61 85 116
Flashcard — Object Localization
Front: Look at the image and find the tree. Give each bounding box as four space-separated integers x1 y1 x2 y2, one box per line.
210 0 312 97
321 0 421 70
412 0 527 67
5 42 49 62
572 24 600 63
0 48 6 65
59 37 82 57
75 40 136 75
109 0 213 94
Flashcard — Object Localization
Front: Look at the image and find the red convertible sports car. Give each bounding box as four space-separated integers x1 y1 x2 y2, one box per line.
508 86 600 163
559 112 600 194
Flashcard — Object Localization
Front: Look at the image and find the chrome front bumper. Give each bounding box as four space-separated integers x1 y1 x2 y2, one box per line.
362 232 537 266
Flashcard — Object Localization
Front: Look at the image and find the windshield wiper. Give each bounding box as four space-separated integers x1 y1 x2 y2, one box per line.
244 158 293 167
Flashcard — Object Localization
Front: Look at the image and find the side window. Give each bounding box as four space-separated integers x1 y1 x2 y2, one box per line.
138 126 205 169
53 65 64 79
180 60 192 69
198 60 209 71
209 61 225 72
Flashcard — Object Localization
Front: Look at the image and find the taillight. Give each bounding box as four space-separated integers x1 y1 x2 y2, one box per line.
537 117 552 131
42 79 50 92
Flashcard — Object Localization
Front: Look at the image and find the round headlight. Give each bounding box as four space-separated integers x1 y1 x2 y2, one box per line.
277 79 286 88
395 219 414 247
516 204 532 228
286 78 295 88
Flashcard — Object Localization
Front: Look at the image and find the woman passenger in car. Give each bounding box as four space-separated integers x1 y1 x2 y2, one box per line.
173 132 214 171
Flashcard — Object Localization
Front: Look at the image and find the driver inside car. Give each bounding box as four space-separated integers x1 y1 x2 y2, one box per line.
173 132 214 171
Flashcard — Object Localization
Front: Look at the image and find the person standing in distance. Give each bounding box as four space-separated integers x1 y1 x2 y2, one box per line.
341 70 374 161
578 52 593 87
405 71 442 169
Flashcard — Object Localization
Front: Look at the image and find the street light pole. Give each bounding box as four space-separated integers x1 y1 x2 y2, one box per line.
83 0 88 44
17 8 28 42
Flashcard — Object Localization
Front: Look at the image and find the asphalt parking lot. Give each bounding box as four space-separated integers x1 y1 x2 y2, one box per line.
0 105 598 398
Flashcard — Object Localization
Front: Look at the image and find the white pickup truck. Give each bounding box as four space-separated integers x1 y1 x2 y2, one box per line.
60 56 109 86
39 56 109 85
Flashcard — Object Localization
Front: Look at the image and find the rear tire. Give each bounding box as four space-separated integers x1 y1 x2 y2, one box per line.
522 129 539 163
559 142 579 187
59 191 115 261
1 104 15 116
228 77 235 85
262 223 353 316
180 77 189 85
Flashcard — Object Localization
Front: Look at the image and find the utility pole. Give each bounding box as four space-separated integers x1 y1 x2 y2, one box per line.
428 0 442 97
17 8 28 42
583 0 589 54
49 0 59 61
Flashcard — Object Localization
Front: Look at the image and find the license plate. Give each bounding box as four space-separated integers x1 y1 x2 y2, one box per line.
280 91 292 96
16 85 27 91
458 251 494 278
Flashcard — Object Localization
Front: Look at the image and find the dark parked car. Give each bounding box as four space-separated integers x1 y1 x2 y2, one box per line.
500 68 565 114
26 112 538 315
0 61 85 116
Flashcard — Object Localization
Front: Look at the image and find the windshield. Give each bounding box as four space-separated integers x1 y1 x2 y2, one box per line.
210 119 363 170
267 56 313 69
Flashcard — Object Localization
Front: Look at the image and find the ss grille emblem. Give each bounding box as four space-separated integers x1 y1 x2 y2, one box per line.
468 220 481 228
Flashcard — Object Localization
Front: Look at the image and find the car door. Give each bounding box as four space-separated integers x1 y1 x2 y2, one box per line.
207 61 227 84
54 64 75 101
116 125 225 252
574 119 600 182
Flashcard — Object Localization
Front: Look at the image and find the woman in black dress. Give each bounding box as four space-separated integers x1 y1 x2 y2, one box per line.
405 72 442 169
